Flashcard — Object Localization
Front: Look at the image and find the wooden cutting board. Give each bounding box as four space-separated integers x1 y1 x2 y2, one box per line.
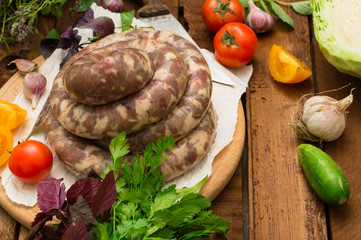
0 56 245 229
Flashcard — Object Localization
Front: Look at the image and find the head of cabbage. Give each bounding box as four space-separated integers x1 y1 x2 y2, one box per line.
311 0 361 79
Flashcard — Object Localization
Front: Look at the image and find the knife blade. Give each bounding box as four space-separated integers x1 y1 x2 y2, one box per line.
136 0 235 86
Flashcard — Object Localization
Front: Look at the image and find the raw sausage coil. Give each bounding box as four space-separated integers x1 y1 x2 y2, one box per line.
46 28 216 180
51 38 188 139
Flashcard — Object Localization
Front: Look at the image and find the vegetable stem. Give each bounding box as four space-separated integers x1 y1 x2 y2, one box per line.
253 0 293 6
274 0 292 6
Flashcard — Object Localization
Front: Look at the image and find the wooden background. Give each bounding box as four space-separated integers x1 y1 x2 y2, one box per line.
1 0 361 239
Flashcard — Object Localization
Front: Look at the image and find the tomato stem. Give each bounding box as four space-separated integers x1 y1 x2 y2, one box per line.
213 0 236 23
220 30 240 48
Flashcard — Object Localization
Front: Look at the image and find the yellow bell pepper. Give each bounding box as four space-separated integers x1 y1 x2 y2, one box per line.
0 127 14 166
0 100 27 130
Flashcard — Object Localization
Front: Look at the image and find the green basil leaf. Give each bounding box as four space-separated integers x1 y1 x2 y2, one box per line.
79 0 97 12
244 8 250 23
53 5 64 18
258 0 270 14
46 28 60 39
291 1 312 16
239 0 248 8
121 10 135 31
270 2 294 29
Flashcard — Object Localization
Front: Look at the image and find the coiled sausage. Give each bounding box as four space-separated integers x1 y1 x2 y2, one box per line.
51 38 188 139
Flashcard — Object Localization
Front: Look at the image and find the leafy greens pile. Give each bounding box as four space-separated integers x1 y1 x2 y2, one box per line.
27 133 230 240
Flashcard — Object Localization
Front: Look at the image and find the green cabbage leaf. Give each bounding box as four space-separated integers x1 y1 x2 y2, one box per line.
311 0 361 79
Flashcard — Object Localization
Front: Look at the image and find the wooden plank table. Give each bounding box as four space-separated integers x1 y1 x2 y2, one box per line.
1 0 361 239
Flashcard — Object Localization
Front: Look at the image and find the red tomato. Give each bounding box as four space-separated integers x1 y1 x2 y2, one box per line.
9 140 53 184
202 0 245 33
213 22 258 67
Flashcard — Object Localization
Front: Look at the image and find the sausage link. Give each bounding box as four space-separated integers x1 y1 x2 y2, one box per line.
64 48 155 106
159 103 217 180
44 110 112 178
51 38 188 139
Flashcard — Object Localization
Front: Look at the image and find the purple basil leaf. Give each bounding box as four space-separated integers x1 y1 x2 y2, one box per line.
40 38 60 59
58 28 81 50
91 171 116 217
37 178 66 213
66 177 101 206
56 217 73 236
81 17 115 39
98 208 111 223
27 212 53 240
60 46 79 69
74 8 94 27
62 217 88 240
69 196 97 227
30 212 53 228
60 27 76 40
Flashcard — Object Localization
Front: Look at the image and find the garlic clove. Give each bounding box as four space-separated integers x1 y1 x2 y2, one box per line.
23 72 47 109
11 59 37 74
246 0 275 33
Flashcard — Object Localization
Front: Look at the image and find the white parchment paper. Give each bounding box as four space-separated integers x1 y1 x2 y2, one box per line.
0 4 253 206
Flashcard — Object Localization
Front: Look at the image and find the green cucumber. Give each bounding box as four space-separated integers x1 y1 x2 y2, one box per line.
297 144 350 206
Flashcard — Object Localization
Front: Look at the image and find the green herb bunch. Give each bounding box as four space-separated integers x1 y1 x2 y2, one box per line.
93 132 230 239
29 132 230 239
0 0 69 50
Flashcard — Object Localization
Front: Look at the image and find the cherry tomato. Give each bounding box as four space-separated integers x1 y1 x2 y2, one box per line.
9 140 53 184
0 127 14 166
269 44 312 83
213 22 258 67
202 0 245 33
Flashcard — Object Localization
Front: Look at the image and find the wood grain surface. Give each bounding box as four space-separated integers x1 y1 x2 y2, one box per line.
245 11 329 240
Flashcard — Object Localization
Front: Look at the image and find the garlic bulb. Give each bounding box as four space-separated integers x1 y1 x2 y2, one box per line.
23 72 47 109
97 0 123 13
246 0 275 33
292 90 354 142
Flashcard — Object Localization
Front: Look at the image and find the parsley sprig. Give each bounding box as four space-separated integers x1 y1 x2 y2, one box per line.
94 132 230 239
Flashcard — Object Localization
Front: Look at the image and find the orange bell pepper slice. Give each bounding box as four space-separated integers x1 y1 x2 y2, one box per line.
0 100 27 130
0 127 14 166
269 44 312 84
